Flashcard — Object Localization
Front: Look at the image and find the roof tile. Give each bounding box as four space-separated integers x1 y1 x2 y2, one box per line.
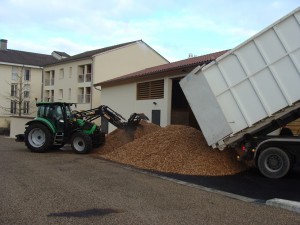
0 49 58 67
97 50 229 86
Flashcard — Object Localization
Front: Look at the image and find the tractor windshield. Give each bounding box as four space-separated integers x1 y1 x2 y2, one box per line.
65 105 73 119
37 104 63 120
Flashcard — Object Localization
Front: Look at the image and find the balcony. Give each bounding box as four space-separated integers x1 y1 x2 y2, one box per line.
86 73 91 82
78 74 92 83
24 91 30 98
78 75 84 83
45 79 54 86
77 94 91 104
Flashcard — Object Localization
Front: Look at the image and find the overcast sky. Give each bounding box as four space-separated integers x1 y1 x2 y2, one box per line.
1 0 299 61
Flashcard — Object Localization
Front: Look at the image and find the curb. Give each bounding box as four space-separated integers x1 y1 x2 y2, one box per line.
266 198 300 213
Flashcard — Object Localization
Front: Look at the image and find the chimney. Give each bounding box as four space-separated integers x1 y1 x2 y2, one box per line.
0 39 8 50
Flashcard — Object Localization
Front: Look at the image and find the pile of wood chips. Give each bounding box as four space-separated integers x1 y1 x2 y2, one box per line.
94 121 246 176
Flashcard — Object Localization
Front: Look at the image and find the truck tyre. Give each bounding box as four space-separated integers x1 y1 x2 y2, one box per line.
24 123 53 153
257 147 291 179
71 131 92 154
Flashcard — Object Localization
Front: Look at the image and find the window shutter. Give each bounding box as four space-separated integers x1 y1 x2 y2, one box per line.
137 79 164 100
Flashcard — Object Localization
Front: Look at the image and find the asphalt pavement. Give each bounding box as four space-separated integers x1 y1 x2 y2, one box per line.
1 136 300 225
152 164 300 201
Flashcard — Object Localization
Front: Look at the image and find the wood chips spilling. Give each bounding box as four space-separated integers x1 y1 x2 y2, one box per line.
94 121 246 176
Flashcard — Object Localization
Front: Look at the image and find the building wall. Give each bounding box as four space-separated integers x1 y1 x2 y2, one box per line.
44 59 92 111
30 67 43 108
0 64 42 127
101 77 174 133
93 41 169 85
44 42 169 113
0 65 11 118
92 42 169 109
10 116 34 138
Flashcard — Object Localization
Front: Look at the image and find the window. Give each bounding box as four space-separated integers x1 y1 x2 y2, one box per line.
11 84 17 97
77 88 84 103
85 87 91 103
24 69 30 81
78 64 92 82
23 101 30 114
59 68 64 79
51 90 54 102
12 66 18 80
69 67 72 78
51 70 55 85
87 64 92 74
137 79 164 100
59 89 63 99
86 64 92 82
10 100 17 114
68 88 71 100
24 84 30 98
45 71 49 86
78 65 84 83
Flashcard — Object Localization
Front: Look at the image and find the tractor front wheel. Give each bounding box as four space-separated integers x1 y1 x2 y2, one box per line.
71 131 93 154
24 123 53 153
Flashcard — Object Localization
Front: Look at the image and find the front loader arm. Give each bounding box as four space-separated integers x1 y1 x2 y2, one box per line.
98 105 149 129
72 105 148 129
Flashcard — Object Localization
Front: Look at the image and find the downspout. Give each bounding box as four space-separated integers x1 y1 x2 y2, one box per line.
90 56 95 109
91 56 102 108
41 68 44 101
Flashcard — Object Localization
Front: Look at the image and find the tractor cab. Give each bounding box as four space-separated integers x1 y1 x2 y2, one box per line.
36 102 74 132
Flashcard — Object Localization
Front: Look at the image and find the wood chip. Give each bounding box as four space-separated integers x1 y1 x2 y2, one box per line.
94 122 246 176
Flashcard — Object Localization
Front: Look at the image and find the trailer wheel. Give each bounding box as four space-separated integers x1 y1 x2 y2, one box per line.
24 123 53 153
257 147 291 179
71 131 92 154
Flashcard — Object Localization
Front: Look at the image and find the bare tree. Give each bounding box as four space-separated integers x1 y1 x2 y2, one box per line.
0 66 36 116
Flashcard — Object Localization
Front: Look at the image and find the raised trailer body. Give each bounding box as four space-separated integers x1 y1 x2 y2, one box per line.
180 7 300 149
180 7 300 178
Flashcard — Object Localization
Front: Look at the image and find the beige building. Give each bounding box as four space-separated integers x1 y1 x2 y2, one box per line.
95 50 228 133
43 40 169 112
0 39 59 131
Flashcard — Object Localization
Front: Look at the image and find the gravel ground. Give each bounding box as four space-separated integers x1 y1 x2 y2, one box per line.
1 136 300 225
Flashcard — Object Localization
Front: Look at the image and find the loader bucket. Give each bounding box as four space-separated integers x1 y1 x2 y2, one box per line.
126 113 149 128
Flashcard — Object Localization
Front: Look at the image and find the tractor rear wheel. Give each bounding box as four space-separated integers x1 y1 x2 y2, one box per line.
71 131 93 154
24 123 53 153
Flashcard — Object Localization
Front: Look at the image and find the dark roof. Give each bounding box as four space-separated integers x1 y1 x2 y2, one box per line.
52 51 70 58
45 40 140 66
0 49 58 67
96 50 229 86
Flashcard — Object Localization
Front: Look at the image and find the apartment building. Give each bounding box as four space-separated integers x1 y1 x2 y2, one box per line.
43 40 169 111
0 39 59 128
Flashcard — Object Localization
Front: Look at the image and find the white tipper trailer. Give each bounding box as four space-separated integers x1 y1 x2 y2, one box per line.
180 7 300 179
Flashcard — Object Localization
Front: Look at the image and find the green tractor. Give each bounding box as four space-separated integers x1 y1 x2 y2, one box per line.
16 102 148 154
